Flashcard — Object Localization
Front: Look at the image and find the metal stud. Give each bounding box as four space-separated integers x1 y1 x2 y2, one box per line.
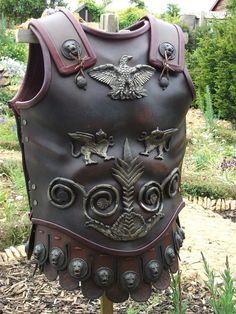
94 267 114 287
68 258 88 280
31 184 37 190
33 242 46 263
159 42 176 60
49 247 65 268
61 39 81 60
144 260 161 282
33 200 38 206
24 136 29 142
22 119 27 126
165 246 176 266
120 271 140 291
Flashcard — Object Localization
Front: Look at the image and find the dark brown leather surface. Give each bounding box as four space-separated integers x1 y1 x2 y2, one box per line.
11 10 193 301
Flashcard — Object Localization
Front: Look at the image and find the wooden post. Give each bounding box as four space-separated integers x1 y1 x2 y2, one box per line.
100 294 113 314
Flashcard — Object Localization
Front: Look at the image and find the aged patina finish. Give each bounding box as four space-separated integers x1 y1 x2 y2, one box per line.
10 8 195 302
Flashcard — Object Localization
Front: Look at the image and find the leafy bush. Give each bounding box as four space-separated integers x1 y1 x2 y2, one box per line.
80 0 105 22
117 7 149 29
0 18 27 62
187 9 236 125
181 173 235 199
0 0 66 24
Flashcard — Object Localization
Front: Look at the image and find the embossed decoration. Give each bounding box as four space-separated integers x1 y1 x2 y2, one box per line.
120 271 140 291
112 138 144 212
68 258 89 280
61 40 82 60
138 126 178 160
167 170 180 198
49 247 65 268
164 246 176 266
85 139 165 241
84 184 119 217
88 55 155 100
174 232 184 251
33 242 47 264
144 260 162 282
68 129 114 165
48 177 85 209
139 181 163 212
159 42 176 60
94 267 114 287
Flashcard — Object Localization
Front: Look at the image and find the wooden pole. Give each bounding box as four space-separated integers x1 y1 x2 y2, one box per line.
100 294 113 314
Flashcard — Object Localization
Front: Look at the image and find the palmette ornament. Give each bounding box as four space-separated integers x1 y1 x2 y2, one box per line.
10 8 195 302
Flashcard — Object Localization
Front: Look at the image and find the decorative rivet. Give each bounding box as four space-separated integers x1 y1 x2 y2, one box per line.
49 247 65 268
159 42 176 60
22 119 27 126
54 236 61 240
61 39 81 60
33 200 38 206
25 136 29 142
33 242 46 263
94 267 114 287
68 258 88 280
120 271 140 291
31 184 37 190
144 260 162 282
165 245 176 266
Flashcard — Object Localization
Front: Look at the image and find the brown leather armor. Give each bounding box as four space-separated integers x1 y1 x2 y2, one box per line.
10 9 195 302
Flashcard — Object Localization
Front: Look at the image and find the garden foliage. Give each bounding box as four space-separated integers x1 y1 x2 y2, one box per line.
0 0 66 24
187 2 236 125
0 17 27 62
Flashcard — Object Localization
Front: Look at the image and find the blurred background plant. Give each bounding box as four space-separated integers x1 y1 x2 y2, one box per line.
201 253 236 314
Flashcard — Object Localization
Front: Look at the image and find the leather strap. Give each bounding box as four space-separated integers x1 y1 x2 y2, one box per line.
140 15 185 72
29 9 96 75
29 10 185 75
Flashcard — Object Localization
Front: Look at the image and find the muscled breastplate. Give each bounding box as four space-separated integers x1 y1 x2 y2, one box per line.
11 9 195 302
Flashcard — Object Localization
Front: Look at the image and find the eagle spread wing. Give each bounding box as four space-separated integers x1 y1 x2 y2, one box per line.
88 64 119 87
131 65 155 87
68 131 95 145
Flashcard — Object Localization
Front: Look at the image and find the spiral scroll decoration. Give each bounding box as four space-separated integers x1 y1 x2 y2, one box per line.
48 178 85 209
85 184 119 218
166 170 180 198
138 181 163 212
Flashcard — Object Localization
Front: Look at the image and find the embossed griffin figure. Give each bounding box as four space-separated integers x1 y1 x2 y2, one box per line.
138 127 178 160
68 129 114 165
88 55 155 100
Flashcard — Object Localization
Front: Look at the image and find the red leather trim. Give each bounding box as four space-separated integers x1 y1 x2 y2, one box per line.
183 67 196 100
142 15 184 72
81 18 150 39
29 10 96 75
173 24 185 71
32 201 185 257
9 27 51 112
59 8 96 68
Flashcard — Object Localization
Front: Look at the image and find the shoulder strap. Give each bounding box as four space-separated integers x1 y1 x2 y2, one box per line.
141 15 185 72
29 9 96 75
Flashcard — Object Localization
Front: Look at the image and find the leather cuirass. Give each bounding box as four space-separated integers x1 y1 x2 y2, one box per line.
11 9 195 302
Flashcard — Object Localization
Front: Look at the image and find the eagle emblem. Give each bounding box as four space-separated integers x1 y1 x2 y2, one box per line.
88 55 155 100
68 129 114 165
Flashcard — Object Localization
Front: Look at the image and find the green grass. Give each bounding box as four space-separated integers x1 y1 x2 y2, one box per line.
0 116 19 149
0 158 29 250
